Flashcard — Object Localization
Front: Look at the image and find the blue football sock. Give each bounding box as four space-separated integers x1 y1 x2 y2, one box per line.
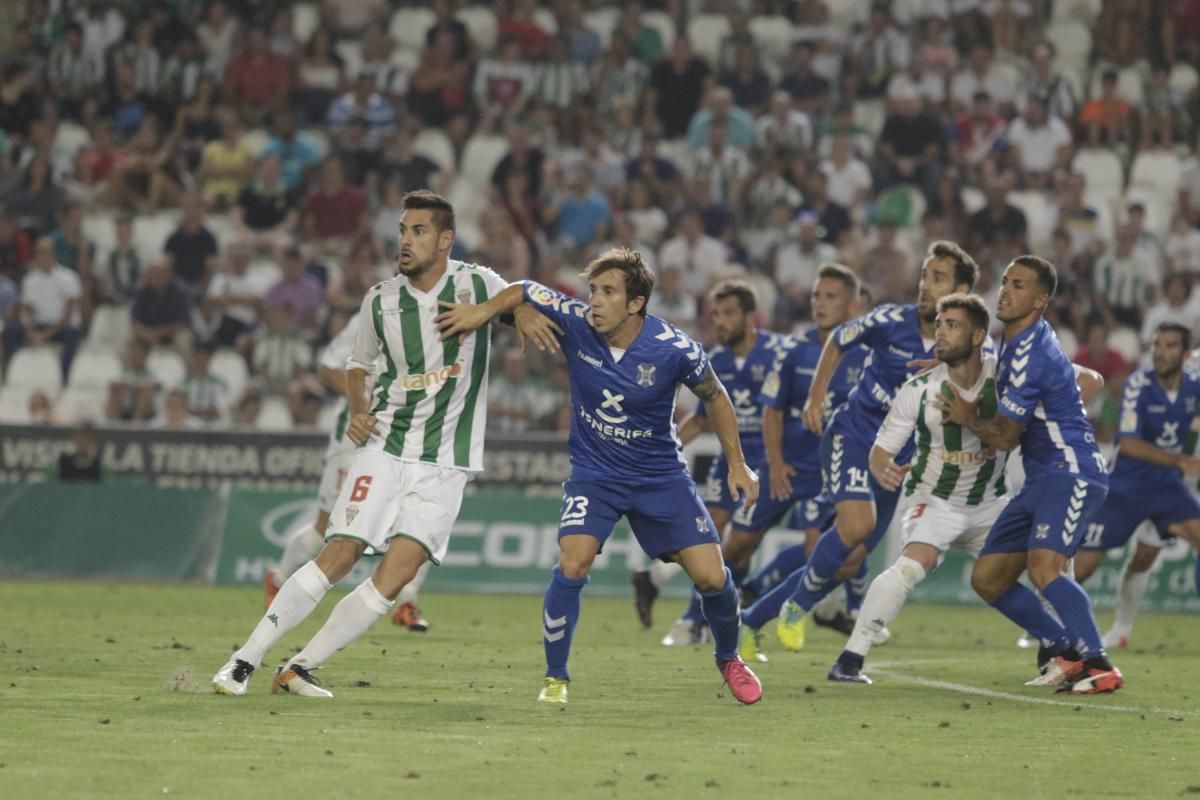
1193 556 1199 596
699 568 740 663
788 527 854 611
845 559 869 615
543 567 588 680
741 565 841 630
743 543 809 598
681 590 704 622
1040 576 1104 659
729 559 750 587
990 583 1070 653
837 649 865 671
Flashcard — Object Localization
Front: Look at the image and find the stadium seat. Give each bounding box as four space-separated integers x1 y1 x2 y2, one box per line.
303 128 330 159
583 8 618 48
641 11 676 51
389 7 435 52
1170 63 1199 100
209 348 249 404
55 385 104 423
1055 326 1078 358
1047 21 1092 76
256 396 294 430
0 385 35 423
334 41 364 78
292 3 319 42
824 0 860 27
146 348 186 389
852 98 886 139
1051 0 1101 24
247 258 282 289
389 48 420 74
1088 63 1146 107
239 129 269 159
133 212 177 262
460 134 510 190
686 14 730 66
1129 151 1182 198
1071 149 1124 196
81 211 117 261
748 16 795 65
412 128 456 172
1110 326 1142 365
533 7 559 35
1007 190 1055 253
1123 186 1173 238
67 347 121 389
84 304 133 351
447 174 487 231
961 186 985 215
7 346 63 394
458 7 499 54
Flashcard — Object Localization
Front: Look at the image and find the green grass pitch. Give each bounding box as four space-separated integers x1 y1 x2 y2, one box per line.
1 582 1196 799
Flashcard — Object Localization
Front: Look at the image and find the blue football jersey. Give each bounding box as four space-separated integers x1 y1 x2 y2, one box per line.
695 330 787 466
1110 366 1200 491
832 304 937 439
996 318 1108 483
523 282 710 481
761 325 868 473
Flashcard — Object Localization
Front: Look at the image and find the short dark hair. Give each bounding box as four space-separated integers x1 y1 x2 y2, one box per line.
1011 254 1058 298
937 293 991 333
583 248 655 316
816 262 860 295
927 240 980 290
1157 321 1192 351
402 190 456 232
709 278 757 313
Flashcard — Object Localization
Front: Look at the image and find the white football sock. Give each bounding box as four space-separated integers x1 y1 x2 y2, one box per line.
1111 566 1151 637
293 578 393 669
844 557 926 659
274 525 326 587
649 560 682 589
236 561 332 666
397 560 431 605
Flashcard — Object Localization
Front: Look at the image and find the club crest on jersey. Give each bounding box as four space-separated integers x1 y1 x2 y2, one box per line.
636 363 656 387
751 363 765 381
696 516 709 533
1035 523 1050 540
346 505 360 525
456 287 473 305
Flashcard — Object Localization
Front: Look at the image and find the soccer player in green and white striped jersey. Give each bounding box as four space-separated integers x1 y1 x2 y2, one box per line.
829 294 1007 684
214 190 559 698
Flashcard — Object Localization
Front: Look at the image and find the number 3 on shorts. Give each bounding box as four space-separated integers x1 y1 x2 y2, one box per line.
350 475 373 502
560 495 589 525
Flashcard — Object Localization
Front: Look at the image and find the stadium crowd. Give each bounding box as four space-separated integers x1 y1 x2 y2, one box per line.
1 0 1199 441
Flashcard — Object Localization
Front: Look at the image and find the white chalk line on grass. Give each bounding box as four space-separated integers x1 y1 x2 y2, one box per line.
868 659 1200 718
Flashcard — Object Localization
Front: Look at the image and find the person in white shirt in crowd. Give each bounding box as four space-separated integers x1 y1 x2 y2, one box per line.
647 263 699 335
950 44 1017 112
1166 214 1200 276
1005 96 1073 182
756 91 813 157
2 236 81 381
659 208 728 296
487 347 561 435
775 212 837 316
182 340 230 424
821 133 873 212
203 242 272 351
1139 274 1200 350
1095 223 1162 329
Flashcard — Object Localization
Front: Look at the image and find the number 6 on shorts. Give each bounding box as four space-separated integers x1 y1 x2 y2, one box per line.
350 475 373 502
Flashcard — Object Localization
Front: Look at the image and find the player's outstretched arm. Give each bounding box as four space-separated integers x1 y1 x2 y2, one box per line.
869 444 910 492
801 334 845 435
436 283 527 338
1073 364 1104 405
691 366 759 506
1119 437 1200 474
345 367 378 445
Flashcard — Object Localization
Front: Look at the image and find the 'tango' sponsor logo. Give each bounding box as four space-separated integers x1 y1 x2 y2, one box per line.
401 360 465 390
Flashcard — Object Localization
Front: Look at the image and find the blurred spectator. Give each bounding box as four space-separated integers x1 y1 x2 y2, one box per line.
223 30 290 116
953 91 1005 175
199 108 254 209
0 261 16 326
544 164 612 249
593 33 649 115
876 84 946 201
322 0 388 39
231 385 263 428
182 340 228 423
487 347 559 433
717 11 755 75
49 202 95 278
197 1 239 77
3 153 65 235
253 303 312 396
1080 70 1132 147
1140 274 1200 347
719 43 772 116
294 30 345 126
203 242 269 349
556 0 601 65
424 0 471 60
778 41 830 116
261 111 322 194
1019 41 1079 122
408 29 472 126
474 37 536 124
624 179 668 248
292 381 325 429
1127 202 1163 267
106 338 158 422
799 171 852 247
660 208 727 296
114 17 161 97
104 119 179 212
493 124 546 201
264 246 323 334
967 177 1028 260
473 207 531 281
1006 96 1072 181
0 62 38 143
1052 172 1102 259
97 213 140 305
55 421 102 482
359 30 410 108
327 238 383 315
157 387 201 429
500 0 552 58
1094 224 1162 328
757 92 813 160
2 236 81 380
327 72 397 150
303 158 368 259
334 118 376 188
27 390 57 426
616 2 663 64
950 45 1016 112
171 77 220 174
234 154 297 254
647 264 698 333
690 124 749 207
131 260 191 349
105 61 151 141
1075 317 1132 386
776 212 837 314
821 133 873 211
687 86 756 151
857 222 913 306
165 194 220 295
889 50 946 108
381 127 441 195
1139 65 1182 150
48 21 106 114
1166 215 1200 276
851 3 910 99
625 135 680 207
533 36 591 110
648 37 711 140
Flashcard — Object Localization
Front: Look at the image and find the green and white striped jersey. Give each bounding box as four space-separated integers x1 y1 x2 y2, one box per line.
347 260 508 471
874 355 1008 507
318 311 374 447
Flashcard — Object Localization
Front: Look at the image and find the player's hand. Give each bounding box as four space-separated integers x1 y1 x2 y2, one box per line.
801 397 825 435
1178 456 1200 475
936 381 979 426
906 357 939 376
877 459 911 492
513 303 563 353
727 462 759 507
768 459 796 502
346 412 378 445
435 301 491 341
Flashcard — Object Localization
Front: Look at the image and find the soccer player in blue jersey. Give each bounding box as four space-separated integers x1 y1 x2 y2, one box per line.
739 242 981 650
644 279 787 644
1074 322 1200 647
437 248 764 705
944 255 1123 694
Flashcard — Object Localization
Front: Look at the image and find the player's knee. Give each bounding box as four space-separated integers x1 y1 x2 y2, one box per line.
892 556 928 592
693 567 728 594
1073 556 1100 584
558 556 594 581
721 533 758 565
970 568 1006 603
315 537 362 582
1129 545 1161 572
